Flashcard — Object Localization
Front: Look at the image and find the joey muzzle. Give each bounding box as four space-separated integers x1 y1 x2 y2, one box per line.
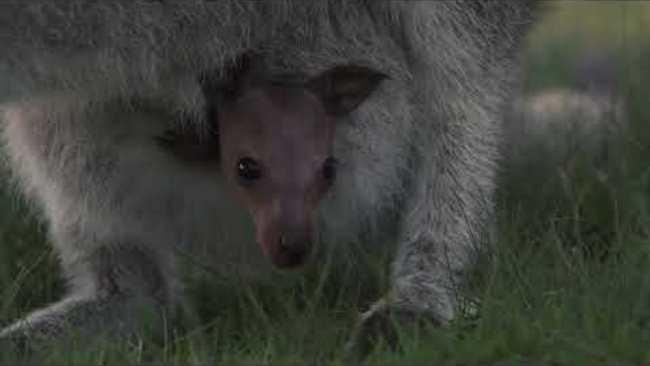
254 212 314 269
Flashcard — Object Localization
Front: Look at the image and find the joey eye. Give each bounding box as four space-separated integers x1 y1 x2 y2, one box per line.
237 157 262 184
322 157 338 184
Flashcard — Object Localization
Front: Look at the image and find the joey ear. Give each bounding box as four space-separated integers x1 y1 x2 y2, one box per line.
307 65 388 117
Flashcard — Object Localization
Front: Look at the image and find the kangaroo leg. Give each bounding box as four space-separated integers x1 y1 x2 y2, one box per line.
0 244 175 353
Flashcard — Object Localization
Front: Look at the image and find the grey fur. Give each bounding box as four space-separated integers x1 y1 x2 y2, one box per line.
0 0 539 352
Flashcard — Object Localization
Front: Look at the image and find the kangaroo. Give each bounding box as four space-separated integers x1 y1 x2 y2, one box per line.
0 1 539 357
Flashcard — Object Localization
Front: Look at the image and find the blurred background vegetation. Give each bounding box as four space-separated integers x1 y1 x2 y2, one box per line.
1 1 650 364
525 1 650 91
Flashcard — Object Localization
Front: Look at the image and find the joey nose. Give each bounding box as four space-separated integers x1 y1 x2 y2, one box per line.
274 232 311 269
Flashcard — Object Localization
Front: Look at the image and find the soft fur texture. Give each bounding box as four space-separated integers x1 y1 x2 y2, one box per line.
0 0 539 351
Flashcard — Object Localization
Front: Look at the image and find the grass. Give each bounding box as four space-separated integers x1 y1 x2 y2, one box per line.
2 1 650 364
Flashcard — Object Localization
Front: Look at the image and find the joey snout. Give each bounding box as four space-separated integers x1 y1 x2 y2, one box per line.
273 228 313 269
256 219 314 269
